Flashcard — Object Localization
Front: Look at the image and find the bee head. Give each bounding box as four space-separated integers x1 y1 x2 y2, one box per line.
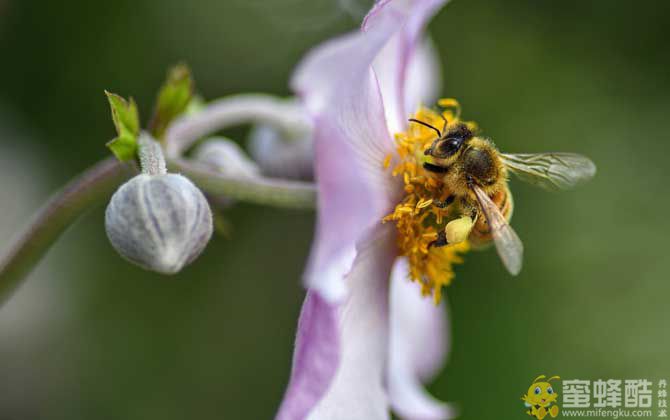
422 123 501 187
422 123 500 187
424 123 473 159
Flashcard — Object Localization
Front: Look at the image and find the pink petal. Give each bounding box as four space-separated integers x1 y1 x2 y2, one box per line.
281 1 452 418
276 291 340 420
293 0 447 303
404 37 442 119
291 4 406 302
276 226 397 420
367 0 449 133
387 258 455 420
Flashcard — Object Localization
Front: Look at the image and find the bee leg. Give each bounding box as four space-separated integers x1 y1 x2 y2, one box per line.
429 231 449 248
433 195 455 208
422 162 450 173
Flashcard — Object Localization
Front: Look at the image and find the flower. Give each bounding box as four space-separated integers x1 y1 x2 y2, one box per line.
276 1 468 419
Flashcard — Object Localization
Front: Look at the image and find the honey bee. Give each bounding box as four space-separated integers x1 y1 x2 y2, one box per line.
410 117 596 275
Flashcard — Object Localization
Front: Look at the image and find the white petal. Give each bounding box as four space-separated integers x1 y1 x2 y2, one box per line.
387 258 455 420
291 19 400 204
292 4 407 302
307 225 398 420
370 0 449 134
404 37 442 118
305 244 356 303
276 226 397 420
292 0 449 303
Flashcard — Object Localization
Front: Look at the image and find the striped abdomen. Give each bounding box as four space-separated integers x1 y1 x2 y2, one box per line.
468 184 514 248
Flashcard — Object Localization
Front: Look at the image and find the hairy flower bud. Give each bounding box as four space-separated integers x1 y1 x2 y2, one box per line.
192 137 260 178
105 173 213 274
248 122 313 180
192 138 261 209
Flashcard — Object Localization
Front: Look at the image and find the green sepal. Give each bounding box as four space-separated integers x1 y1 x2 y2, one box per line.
105 91 140 162
185 94 206 116
106 135 138 162
150 64 194 140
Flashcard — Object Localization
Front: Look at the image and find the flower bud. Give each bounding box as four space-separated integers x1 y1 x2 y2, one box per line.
248 122 313 180
192 137 260 178
192 138 261 209
105 173 213 274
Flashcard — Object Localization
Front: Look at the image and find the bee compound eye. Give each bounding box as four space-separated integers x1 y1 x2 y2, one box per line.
535 387 541 395
547 387 553 394
436 138 461 156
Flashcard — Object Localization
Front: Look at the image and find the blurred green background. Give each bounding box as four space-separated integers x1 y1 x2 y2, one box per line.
1 0 669 419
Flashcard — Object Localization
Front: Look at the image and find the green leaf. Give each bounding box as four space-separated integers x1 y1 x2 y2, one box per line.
150 64 194 139
105 91 140 162
185 94 206 116
105 91 140 137
106 134 137 162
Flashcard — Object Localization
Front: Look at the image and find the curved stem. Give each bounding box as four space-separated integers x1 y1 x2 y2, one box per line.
164 94 308 157
0 158 129 305
169 158 317 209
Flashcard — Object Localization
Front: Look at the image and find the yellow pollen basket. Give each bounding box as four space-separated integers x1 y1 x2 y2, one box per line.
383 99 474 303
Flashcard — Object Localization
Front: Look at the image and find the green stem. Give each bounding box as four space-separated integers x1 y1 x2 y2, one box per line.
138 133 168 176
168 158 317 209
0 158 129 305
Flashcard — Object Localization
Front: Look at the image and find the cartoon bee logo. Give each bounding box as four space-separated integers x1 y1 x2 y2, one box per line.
522 375 560 419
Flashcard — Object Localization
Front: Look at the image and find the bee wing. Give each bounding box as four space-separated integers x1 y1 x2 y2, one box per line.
501 152 596 191
472 185 524 275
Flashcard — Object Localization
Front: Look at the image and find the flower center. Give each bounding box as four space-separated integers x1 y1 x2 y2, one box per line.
383 99 473 303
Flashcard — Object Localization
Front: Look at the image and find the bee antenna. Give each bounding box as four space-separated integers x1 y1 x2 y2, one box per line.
408 118 442 138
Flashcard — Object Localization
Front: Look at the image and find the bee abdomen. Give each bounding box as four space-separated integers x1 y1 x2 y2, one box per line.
468 185 513 248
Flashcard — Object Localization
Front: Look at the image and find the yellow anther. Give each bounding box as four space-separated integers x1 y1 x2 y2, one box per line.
383 103 471 302
437 98 462 120
416 199 433 209
383 154 392 169
437 98 460 108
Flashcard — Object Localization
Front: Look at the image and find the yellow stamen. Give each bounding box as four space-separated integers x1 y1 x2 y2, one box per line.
383 154 392 169
383 99 472 303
